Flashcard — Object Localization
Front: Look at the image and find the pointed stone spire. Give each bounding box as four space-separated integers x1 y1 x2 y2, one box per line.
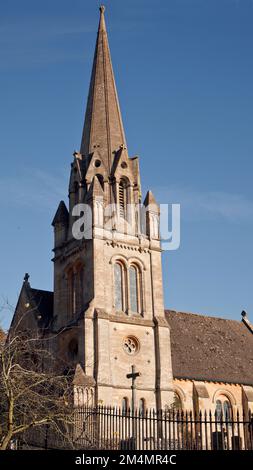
52 201 69 227
80 6 127 171
143 190 159 209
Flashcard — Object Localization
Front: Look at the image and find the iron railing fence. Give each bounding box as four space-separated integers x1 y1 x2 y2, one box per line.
19 406 253 450
71 406 253 451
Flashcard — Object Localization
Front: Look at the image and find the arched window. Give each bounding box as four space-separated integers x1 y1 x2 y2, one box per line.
72 270 77 315
114 263 124 311
119 178 128 218
77 265 83 313
173 392 182 410
122 397 128 415
139 398 145 416
67 265 83 319
68 338 78 361
223 400 232 420
129 265 138 313
67 270 75 319
215 397 232 421
215 399 222 421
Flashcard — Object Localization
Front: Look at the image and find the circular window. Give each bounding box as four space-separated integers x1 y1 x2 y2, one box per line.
123 336 140 355
94 159 101 168
121 162 127 169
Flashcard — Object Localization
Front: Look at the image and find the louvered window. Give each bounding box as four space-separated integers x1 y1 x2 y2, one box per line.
119 179 127 218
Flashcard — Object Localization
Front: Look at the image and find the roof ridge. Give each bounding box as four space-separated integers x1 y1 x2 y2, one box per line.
30 288 53 295
165 309 241 324
167 308 253 385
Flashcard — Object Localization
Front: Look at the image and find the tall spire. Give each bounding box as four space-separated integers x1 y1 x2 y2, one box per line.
80 6 127 170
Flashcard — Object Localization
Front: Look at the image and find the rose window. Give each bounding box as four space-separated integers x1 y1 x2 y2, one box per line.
123 336 140 355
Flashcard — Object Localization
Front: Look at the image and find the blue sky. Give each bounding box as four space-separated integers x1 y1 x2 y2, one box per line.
1 0 253 329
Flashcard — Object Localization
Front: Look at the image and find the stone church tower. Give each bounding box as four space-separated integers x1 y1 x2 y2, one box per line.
51 6 173 409
9 6 253 430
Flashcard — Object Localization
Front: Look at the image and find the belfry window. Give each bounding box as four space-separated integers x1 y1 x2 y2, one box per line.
114 263 123 311
119 178 128 218
129 265 138 313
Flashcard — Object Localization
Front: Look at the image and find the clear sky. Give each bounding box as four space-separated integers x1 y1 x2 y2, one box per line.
1 0 253 330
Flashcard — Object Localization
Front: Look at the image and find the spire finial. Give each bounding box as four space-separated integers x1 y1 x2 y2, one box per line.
98 5 106 32
24 273 30 283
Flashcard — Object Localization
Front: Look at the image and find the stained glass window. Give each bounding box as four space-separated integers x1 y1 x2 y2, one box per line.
129 266 138 313
114 263 123 311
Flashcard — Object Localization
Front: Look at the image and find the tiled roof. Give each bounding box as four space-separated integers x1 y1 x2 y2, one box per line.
29 288 54 328
166 310 253 385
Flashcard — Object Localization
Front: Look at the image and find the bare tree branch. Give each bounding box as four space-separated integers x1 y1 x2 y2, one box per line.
0 308 75 451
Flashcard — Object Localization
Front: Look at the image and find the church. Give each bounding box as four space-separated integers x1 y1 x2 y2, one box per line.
11 6 253 419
